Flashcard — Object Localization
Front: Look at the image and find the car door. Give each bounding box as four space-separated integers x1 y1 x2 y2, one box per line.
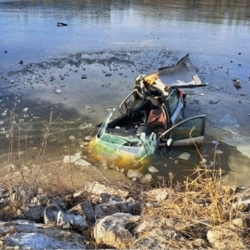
165 89 184 125
157 115 206 147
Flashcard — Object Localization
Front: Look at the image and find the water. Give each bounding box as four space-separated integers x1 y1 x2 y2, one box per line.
0 0 250 184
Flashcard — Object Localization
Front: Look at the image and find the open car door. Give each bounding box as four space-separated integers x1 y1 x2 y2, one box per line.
158 115 206 147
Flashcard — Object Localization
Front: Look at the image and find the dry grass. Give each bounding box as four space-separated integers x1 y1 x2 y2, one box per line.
137 166 250 248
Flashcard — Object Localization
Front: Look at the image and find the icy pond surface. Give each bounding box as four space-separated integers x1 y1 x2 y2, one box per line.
0 0 250 184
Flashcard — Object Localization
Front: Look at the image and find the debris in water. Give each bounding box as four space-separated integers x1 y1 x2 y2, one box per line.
57 22 68 27
54 88 61 94
178 152 191 161
69 135 75 141
233 79 241 90
212 140 220 146
79 122 92 130
22 107 28 113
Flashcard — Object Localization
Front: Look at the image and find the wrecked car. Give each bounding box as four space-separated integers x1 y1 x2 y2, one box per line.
88 54 207 168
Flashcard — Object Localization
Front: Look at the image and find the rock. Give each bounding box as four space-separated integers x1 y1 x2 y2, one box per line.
22 107 28 113
79 122 92 129
0 220 87 249
233 79 241 90
57 22 68 27
100 193 123 203
3 232 85 250
95 200 141 219
85 181 129 200
54 88 61 94
56 211 88 231
81 201 96 226
74 158 91 166
95 203 119 219
233 198 250 212
178 152 191 160
148 165 159 173
207 224 247 249
93 213 140 248
136 217 167 234
84 135 93 141
69 135 75 140
143 188 172 202
62 154 81 163
231 218 244 228
140 173 152 183
209 99 220 105
43 200 62 225
127 169 143 179
133 227 185 249
23 204 44 221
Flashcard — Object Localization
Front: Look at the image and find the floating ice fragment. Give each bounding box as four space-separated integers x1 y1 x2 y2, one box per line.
54 88 61 94
84 135 93 141
212 140 220 146
148 165 159 173
79 122 92 130
23 107 28 113
178 152 191 160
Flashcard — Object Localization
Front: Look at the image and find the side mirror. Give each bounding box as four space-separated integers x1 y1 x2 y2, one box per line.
166 138 173 147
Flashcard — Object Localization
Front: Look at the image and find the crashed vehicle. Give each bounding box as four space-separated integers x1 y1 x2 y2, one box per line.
89 54 207 168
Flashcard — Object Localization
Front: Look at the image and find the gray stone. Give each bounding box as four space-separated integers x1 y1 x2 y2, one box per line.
79 122 92 130
93 213 140 248
133 227 185 249
0 220 87 249
3 232 85 249
23 204 44 221
85 181 129 200
140 173 152 183
127 169 143 179
144 188 172 202
207 224 247 249
81 201 96 225
54 88 62 94
62 154 81 163
44 204 61 225
74 158 91 166
56 211 88 231
95 200 141 219
148 165 159 173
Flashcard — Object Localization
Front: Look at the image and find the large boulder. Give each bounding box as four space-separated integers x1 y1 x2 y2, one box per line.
93 212 140 248
0 220 87 249
207 224 247 249
3 232 85 250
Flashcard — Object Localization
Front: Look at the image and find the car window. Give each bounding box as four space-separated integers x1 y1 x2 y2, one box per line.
170 116 205 140
167 90 179 116
119 89 144 114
